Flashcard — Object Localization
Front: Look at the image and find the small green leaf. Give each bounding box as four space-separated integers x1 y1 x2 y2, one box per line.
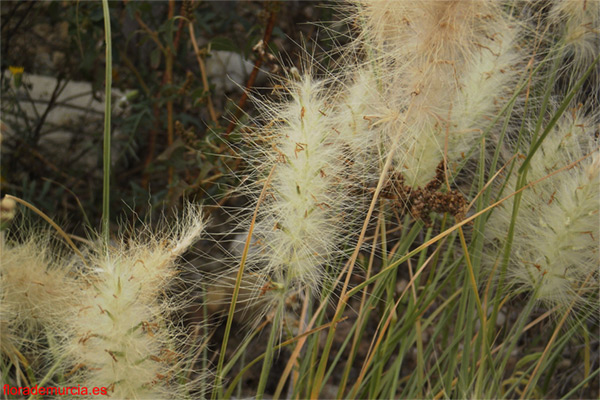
210 37 238 52
515 352 543 370
150 47 161 69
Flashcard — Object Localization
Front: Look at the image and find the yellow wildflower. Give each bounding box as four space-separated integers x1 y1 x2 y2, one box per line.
8 66 24 75
8 66 24 88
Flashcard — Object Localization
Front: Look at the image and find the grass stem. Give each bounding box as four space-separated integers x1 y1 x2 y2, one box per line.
101 0 112 247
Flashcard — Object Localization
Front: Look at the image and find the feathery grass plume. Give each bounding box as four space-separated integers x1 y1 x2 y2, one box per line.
486 108 599 312
352 0 525 188
548 0 599 79
335 67 388 180
240 73 358 291
0 232 77 361
62 206 204 399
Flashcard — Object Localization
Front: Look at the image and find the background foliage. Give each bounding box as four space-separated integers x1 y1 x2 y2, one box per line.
1 0 336 233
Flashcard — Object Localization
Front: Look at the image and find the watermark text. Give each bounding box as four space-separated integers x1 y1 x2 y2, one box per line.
3 384 108 397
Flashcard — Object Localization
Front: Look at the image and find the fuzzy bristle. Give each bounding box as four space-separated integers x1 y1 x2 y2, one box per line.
0 233 77 358
549 0 600 78
240 74 361 291
62 207 205 399
486 109 599 312
351 0 525 188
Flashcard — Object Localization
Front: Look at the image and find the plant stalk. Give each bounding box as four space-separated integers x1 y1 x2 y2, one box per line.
101 0 112 247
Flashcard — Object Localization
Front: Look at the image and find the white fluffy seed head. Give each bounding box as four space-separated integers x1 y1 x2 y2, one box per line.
548 0 600 77
333 67 390 191
0 232 77 357
486 109 599 313
348 0 526 188
447 25 523 167
238 73 363 291
354 0 510 105
63 206 205 399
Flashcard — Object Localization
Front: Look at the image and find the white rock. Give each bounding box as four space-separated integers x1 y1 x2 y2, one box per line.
204 50 257 92
3 73 130 170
